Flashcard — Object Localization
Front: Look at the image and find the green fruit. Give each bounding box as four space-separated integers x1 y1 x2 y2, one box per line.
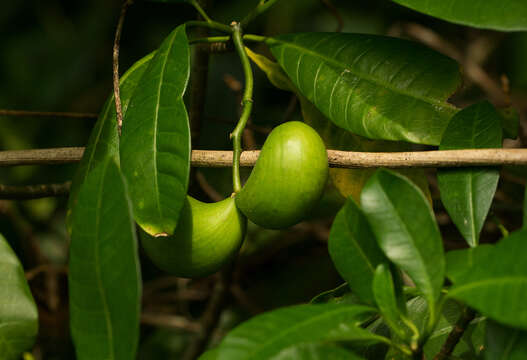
236 121 329 229
140 196 246 278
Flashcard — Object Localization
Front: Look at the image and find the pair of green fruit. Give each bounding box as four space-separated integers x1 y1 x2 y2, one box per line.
142 121 329 277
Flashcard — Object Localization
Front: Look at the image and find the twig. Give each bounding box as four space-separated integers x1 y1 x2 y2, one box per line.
113 0 133 135
141 313 202 333
3 147 527 168
25 264 68 281
321 0 344 32
434 308 476 360
182 267 233 360
0 110 97 119
0 182 71 200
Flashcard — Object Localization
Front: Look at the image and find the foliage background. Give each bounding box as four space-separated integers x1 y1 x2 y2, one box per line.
1 0 527 358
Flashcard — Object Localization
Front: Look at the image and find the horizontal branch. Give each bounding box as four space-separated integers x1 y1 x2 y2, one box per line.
1 147 527 168
0 182 71 199
0 109 97 119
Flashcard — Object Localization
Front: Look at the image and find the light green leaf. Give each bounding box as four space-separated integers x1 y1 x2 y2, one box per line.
120 24 191 236
0 235 38 360
208 304 385 360
391 0 527 31
360 169 445 322
448 230 527 329
267 32 461 145
328 198 387 304
438 101 502 247
69 160 141 360
67 52 154 233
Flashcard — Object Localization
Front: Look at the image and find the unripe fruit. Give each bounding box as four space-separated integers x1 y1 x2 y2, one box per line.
141 196 246 278
235 121 329 229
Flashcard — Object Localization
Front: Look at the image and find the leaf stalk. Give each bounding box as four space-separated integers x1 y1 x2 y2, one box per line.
241 0 282 27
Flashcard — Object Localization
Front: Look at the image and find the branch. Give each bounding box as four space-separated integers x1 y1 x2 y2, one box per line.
141 313 202 333
0 109 97 119
2 147 527 168
0 182 71 200
434 308 476 360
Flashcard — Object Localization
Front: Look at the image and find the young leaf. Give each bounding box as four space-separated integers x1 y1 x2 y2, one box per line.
484 320 527 360
0 235 38 360
360 169 445 319
328 197 387 304
391 0 527 31
270 343 364 360
267 32 461 145
67 52 154 232
438 101 502 247
207 304 385 360
447 230 527 329
372 264 408 339
69 159 141 360
120 24 191 236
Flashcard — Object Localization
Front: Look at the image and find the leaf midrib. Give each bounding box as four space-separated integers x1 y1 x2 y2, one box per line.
269 36 458 112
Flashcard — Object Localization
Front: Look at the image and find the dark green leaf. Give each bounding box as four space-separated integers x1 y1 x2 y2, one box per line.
373 264 407 339
120 24 191 236
0 235 38 360
67 52 154 232
484 320 527 360
310 283 361 305
445 245 494 283
448 230 527 329
438 101 502 247
498 107 520 139
360 169 445 321
524 187 527 229
267 32 461 145
209 304 385 360
391 0 527 31
270 343 364 360
328 198 387 304
69 160 141 360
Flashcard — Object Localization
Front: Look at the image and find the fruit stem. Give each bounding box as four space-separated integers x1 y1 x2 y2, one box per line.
230 22 254 193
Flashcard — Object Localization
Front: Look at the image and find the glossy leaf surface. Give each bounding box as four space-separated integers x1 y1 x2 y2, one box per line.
0 235 38 360
391 0 527 31
120 24 191 236
67 52 154 232
361 170 445 313
268 32 461 145
209 304 384 360
448 230 527 329
69 160 141 360
328 198 387 304
485 320 527 359
270 343 364 360
438 101 502 247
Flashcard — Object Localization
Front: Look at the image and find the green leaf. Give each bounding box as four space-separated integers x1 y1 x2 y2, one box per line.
445 245 494 283
484 320 527 360
120 24 191 236
391 0 527 31
498 107 520 139
69 160 141 360
360 169 445 320
438 101 502 247
0 235 38 360
448 230 527 329
372 264 408 339
328 198 387 304
267 32 461 145
208 304 385 360
310 283 361 305
67 52 154 233
270 343 364 360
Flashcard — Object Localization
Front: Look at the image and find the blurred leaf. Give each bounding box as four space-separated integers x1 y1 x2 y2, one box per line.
0 234 38 360
310 283 360 305
445 245 494 283
391 0 527 31
208 304 385 360
328 198 387 304
120 24 191 236
372 264 408 339
484 320 527 359
438 101 502 247
267 32 461 145
270 343 364 359
361 169 445 324
67 52 154 233
448 230 527 329
69 160 141 360
498 107 519 139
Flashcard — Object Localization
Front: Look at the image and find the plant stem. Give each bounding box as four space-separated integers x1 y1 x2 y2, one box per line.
241 0 282 27
230 22 254 193
0 109 97 119
186 20 232 34
434 307 476 360
189 34 267 45
188 0 212 23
